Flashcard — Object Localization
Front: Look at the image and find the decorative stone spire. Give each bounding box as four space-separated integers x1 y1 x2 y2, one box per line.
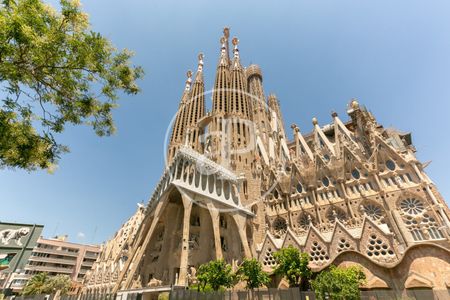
223 27 230 65
168 70 193 162
184 53 206 152
229 36 249 118
219 36 229 67
194 53 204 82
213 32 231 113
232 37 240 68
182 70 193 102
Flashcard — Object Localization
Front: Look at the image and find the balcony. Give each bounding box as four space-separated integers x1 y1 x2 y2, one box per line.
81 260 94 267
25 265 74 274
84 253 98 259
29 256 77 265
10 273 31 281
33 248 79 257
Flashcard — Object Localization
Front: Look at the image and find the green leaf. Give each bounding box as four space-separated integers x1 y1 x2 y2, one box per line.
0 0 143 170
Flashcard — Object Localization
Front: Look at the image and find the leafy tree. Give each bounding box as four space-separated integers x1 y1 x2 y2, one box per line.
236 258 270 291
196 259 235 291
273 245 312 289
0 0 143 171
22 273 72 295
311 265 366 300
44 274 71 295
22 272 50 295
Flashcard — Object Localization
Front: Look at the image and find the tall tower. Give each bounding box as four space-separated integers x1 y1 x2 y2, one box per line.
247 64 270 146
228 37 253 157
167 70 192 163
185 53 206 152
209 29 231 163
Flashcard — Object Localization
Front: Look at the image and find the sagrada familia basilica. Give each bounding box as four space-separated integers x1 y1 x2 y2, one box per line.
83 28 450 294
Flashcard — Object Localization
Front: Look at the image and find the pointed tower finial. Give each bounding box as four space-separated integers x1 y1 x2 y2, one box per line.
218 36 229 66
197 53 204 72
350 98 359 109
232 37 239 58
194 53 204 83
223 27 230 39
185 70 193 91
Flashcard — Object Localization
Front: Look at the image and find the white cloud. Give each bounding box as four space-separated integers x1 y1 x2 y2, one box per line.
77 232 86 239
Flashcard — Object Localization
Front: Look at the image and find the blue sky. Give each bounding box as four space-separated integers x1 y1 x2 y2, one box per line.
2 0 450 245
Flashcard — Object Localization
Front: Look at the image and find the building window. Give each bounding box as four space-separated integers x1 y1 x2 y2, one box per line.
386 159 396 171
322 177 330 187
352 169 360 180
363 204 383 221
296 183 303 194
272 217 287 237
400 198 424 216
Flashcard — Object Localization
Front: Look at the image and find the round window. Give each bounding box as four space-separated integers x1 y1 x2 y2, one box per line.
296 183 303 193
351 169 360 179
386 160 396 171
322 177 330 187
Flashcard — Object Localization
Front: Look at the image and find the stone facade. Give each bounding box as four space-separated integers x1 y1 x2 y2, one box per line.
93 28 450 294
83 205 145 293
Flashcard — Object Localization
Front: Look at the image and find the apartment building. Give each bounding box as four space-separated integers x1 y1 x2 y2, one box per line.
8 235 100 292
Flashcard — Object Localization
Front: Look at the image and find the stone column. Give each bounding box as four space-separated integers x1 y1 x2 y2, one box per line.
340 181 355 218
207 203 223 260
310 189 323 224
178 193 193 286
231 213 252 258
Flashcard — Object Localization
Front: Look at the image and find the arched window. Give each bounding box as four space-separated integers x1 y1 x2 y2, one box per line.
421 214 444 240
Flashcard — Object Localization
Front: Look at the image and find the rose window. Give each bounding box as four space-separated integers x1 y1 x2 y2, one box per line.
363 204 383 221
326 208 347 223
273 217 287 237
298 213 314 230
400 198 424 215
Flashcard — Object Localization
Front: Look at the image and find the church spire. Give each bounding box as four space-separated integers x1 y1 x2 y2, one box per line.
229 36 250 119
185 54 206 151
223 27 230 66
182 70 193 102
168 70 192 162
213 32 231 113
231 37 241 68
194 53 204 82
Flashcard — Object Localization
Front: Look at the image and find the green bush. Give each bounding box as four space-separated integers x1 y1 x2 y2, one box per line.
196 260 235 291
311 265 366 300
236 258 270 290
273 245 312 289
